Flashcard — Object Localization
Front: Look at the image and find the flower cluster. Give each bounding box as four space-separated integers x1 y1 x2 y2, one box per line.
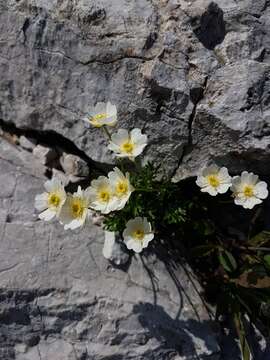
35 102 154 253
196 165 269 209
35 101 269 256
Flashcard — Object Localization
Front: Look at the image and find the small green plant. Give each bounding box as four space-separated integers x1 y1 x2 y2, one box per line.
34 102 270 359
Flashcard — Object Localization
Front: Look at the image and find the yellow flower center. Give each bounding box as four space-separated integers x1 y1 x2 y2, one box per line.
90 113 108 127
71 199 84 218
207 175 220 188
116 180 128 196
48 193 61 208
133 229 144 241
121 141 134 154
98 189 111 203
243 185 254 198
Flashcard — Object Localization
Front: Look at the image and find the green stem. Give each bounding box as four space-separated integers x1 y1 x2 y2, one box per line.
102 126 111 140
135 188 159 193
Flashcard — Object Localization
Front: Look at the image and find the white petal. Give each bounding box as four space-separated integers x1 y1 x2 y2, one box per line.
130 129 148 145
218 167 232 184
202 165 219 177
35 193 48 211
254 181 268 199
196 176 208 188
217 183 231 194
132 143 147 157
39 208 55 221
243 197 262 209
92 102 106 116
240 171 250 183
111 129 129 146
82 116 91 124
108 142 121 153
234 197 246 206
201 186 218 196
124 239 143 253
44 178 63 192
142 217 152 233
247 173 259 185
58 198 73 225
231 176 242 193
142 235 154 249
64 218 84 230
106 102 117 116
102 116 117 126
103 231 115 259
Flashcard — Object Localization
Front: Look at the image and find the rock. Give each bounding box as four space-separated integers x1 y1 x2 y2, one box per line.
60 152 89 177
33 144 58 166
102 231 130 266
51 168 70 187
0 136 227 359
19 136 36 151
0 0 270 358
174 60 270 181
1 0 270 177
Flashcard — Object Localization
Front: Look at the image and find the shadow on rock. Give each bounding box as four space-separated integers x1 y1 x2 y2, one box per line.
192 2 226 50
133 302 220 358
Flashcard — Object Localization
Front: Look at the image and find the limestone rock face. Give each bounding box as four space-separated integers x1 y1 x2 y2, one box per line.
0 138 226 359
1 0 270 177
1 0 270 359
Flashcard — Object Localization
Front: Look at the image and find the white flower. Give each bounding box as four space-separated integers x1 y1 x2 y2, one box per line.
123 217 154 253
83 101 117 127
58 186 91 229
231 171 268 209
35 178 66 221
196 165 232 196
108 128 147 160
88 176 118 214
108 167 134 210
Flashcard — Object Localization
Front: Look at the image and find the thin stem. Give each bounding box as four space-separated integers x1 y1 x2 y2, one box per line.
135 188 159 193
237 246 270 252
102 126 111 140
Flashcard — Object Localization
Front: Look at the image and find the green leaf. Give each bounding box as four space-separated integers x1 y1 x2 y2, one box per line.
191 244 216 257
248 231 270 247
233 313 252 360
264 255 270 267
218 250 237 273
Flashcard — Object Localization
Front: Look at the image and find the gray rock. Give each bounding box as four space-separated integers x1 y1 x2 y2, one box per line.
0 0 269 178
19 136 37 151
33 144 58 166
0 0 270 358
102 231 130 266
0 137 225 359
60 152 89 177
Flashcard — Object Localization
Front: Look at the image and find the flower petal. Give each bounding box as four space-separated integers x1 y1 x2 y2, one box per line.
254 181 268 199
39 208 55 221
111 129 129 146
35 193 48 211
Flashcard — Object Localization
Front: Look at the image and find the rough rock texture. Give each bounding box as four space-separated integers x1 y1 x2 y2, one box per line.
1 0 269 177
1 0 270 358
0 137 230 359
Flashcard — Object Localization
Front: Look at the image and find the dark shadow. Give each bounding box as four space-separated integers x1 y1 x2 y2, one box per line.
133 302 219 358
192 2 226 50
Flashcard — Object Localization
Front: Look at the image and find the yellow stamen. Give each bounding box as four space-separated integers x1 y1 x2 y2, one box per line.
116 181 128 195
243 185 254 198
90 113 108 127
98 189 111 202
121 141 134 154
133 229 144 241
71 199 84 218
48 193 61 208
207 175 220 188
